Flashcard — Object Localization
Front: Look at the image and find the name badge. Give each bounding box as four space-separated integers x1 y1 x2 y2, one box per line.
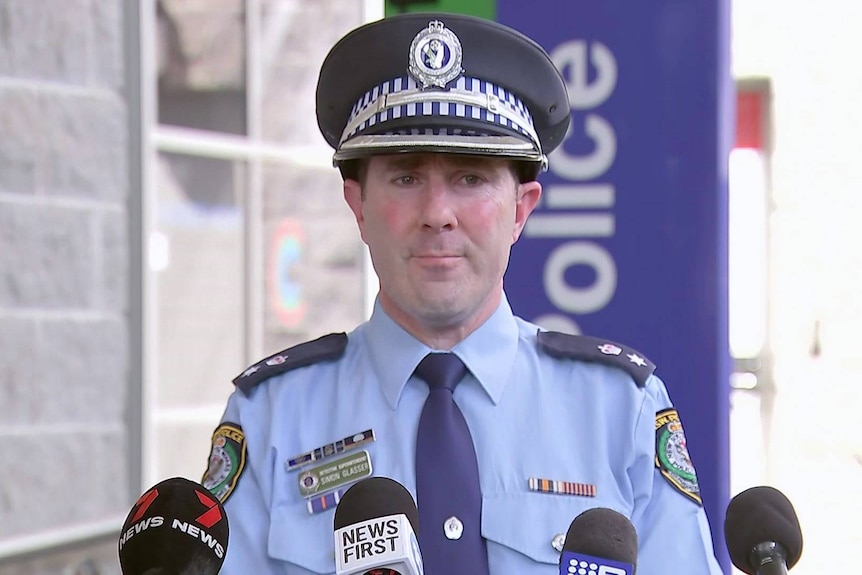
298 450 373 498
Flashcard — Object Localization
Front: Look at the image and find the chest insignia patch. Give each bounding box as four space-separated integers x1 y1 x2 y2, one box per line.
285 429 376 471
527 477 597 497
307 488 348 515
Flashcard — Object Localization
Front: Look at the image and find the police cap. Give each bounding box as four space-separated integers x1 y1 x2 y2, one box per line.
316 12 570 177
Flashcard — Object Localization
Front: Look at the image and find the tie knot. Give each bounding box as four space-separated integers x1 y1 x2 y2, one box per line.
414 353 467 392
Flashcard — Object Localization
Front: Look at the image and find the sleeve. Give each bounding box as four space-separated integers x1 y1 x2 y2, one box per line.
628 375 724 575
206 392 286 575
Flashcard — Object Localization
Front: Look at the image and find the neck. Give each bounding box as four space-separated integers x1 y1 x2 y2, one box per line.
379 290 502 350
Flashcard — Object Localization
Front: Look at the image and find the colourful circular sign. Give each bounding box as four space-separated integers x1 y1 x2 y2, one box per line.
268 220 306 328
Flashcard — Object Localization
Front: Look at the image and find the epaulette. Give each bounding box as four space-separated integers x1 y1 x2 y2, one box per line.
537 330 656 387
232 332 348 396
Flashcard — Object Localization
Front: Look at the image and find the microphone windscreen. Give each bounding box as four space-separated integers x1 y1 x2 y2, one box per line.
562 507 638 567
118 477 229 575
724 485 803 573
333 477 420 534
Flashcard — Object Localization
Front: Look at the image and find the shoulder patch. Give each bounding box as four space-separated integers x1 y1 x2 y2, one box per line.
536 330 656 387
655 408 702 506
202 422 246 504
233 332 348 396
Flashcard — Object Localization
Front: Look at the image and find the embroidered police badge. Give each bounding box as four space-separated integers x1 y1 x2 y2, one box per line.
655 408 702 506
202 422 247 504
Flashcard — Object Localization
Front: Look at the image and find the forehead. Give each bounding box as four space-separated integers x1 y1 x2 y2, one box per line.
368 153 512 173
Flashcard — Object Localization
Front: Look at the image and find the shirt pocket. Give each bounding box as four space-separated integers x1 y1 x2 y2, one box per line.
481 492 597 565
268 500 336 574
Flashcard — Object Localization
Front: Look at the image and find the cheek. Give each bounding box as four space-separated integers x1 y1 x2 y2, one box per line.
364 203 408 244
381 204 405 229
471 203 516 242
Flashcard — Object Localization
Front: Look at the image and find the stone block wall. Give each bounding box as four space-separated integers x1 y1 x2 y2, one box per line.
0 1 132 573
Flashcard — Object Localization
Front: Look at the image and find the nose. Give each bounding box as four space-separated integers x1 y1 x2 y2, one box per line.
419 180 457 232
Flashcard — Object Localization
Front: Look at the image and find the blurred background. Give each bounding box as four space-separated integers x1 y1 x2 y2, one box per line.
0 0 859 573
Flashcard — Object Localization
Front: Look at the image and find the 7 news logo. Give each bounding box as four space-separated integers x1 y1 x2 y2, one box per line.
119 488 163 549
119 485 226 556
171 489 227 559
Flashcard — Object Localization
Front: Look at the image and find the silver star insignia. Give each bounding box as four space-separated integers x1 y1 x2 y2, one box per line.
627 353 647 367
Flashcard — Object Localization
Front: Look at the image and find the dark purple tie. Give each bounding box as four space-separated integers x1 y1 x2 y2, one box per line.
414 353 489 575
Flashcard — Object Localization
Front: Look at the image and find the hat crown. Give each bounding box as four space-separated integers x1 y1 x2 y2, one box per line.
315 13 571 168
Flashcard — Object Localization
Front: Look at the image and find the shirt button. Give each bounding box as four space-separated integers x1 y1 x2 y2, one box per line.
551 532 566 552
444 516 463 540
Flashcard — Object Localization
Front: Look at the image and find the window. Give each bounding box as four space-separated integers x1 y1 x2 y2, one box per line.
145 0 377 486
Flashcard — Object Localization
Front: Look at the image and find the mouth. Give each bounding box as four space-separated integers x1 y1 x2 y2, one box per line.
411 254 463 268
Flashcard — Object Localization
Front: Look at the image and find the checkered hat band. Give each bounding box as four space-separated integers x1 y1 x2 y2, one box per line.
343 75 536 144
385 128 488 136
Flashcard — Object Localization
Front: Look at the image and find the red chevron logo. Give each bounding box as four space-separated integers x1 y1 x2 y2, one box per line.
130 488 159 523
195 490 223 528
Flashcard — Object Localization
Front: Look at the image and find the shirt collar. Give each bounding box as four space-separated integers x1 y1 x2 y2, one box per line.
364 295 520 409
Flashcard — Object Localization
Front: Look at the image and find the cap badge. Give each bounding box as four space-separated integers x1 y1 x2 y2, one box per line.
408 20 464 89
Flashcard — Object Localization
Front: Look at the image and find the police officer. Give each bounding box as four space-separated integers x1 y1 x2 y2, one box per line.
202 12 724 575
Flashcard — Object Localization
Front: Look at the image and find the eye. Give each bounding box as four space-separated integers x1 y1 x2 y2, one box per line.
461 174 484 185
393 174 416 185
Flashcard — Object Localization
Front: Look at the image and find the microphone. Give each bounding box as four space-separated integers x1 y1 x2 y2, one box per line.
724 486 803 575
118 476 229 575
558 507 638 575
333 477 423 575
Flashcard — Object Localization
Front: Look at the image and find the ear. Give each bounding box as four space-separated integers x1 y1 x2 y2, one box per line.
343 178 368 243
512 180 542 243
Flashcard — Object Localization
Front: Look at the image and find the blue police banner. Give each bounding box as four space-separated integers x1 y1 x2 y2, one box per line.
497 0 732 568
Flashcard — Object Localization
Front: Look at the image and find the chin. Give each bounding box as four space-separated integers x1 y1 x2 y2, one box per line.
415 294 475 324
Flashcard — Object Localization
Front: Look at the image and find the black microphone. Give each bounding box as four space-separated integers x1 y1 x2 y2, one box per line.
333 477 423 575
724 485 803 575
558 507 638 575
118 476 229 575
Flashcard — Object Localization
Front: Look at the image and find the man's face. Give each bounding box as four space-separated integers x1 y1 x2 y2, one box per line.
343 153 541 335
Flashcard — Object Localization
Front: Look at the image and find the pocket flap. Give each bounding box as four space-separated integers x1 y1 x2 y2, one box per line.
482 493 591 564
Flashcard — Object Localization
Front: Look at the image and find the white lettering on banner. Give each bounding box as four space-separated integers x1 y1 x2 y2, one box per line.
553 41 617 109
526 40 619 331
545 243 617 313
550 117 617 180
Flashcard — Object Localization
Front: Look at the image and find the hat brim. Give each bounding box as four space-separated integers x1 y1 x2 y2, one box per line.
333 134 546 164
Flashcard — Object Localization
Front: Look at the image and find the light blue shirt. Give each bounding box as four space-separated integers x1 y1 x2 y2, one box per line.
214 296 723 574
